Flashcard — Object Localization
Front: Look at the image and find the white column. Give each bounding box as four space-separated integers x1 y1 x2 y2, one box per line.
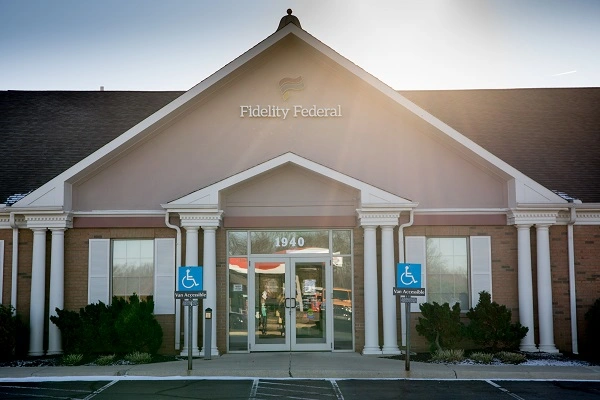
181 226 200 356
381 225 400 354
536 224 559 353
362 225 381 354
202 226 218 357
29 228 47 356
47 228 65 355
516 224 537 352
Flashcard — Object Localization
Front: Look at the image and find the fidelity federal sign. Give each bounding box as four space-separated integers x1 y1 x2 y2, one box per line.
240 104 342 119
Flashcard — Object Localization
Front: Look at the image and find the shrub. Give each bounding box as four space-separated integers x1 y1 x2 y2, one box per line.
114 295 162 354
430 349 465 363
125 351 152 364
95 354 116 366
51 302 116 354
416 301 464 352
469 352 494 364
51 294 163 356
584 298 600 360
62 353 84 366
495 351 526 364
466 291 528 351
0 305 18 360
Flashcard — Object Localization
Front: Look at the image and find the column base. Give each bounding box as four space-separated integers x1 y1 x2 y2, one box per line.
381 346 401 355
538 344 560 353
180 348 201 357
200 348 220 357
46 350 63 356
519 344 538 352
28 351 45 357
362 347 382 355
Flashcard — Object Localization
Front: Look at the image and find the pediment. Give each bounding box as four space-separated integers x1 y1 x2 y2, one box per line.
11 23 566 211
165 153 416 211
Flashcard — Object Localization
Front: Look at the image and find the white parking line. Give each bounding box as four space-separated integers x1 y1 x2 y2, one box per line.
249 378 259 399
82 379 118 400
330 379 345 400
486 380 526 400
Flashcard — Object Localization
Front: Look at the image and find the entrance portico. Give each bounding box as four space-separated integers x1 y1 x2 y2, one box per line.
164 153 417 354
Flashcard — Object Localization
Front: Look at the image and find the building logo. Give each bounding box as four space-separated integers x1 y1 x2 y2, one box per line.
239 75 342 119
279 76 305 100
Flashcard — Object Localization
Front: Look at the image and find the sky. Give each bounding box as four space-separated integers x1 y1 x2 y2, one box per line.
0 0 599 91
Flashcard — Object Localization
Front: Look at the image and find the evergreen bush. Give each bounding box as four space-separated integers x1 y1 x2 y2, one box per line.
114 295 162 354
51 294 163 356
465 291 528 351
416 301 464 352
0 305 17 360
584 298 600 360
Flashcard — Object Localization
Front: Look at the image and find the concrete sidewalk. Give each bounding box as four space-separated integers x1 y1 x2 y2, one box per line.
1 353 599 381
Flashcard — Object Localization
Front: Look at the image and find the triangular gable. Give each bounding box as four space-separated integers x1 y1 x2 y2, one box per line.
13 23 565 209
164 152 416 210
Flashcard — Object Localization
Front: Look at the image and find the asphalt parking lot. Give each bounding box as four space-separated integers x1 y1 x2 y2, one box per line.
1 379 600 400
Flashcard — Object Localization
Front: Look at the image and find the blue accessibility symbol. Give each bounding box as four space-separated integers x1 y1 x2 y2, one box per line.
178 266 203 292
396 263 421 288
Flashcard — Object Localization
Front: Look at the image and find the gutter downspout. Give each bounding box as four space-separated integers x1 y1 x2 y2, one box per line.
9 213 19 315
164 212 182 351
398 210 414 347
567 205 578 354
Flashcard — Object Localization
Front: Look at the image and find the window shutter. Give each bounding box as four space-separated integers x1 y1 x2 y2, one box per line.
154 238 175 315
88 239 110 304
470 236 492 306
405 236 426 312
0 240 4 304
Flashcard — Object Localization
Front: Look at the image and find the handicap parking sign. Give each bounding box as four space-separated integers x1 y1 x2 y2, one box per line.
178 266 203 292
396 263 421 289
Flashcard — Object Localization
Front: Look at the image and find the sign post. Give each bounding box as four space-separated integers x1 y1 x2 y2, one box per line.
394 263 425 372
175 266 206 371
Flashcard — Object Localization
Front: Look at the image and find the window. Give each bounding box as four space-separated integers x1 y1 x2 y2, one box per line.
426 237 469 310
112 239 154 300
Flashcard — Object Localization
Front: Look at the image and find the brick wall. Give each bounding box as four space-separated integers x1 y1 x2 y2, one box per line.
2 222 597 356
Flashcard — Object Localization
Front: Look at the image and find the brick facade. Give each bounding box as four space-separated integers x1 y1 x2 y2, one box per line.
1 223 598 355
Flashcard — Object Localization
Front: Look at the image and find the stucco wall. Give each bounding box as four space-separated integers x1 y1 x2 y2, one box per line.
71 36 507 212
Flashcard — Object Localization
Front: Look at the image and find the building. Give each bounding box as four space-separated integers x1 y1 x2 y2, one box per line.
1 12 599 357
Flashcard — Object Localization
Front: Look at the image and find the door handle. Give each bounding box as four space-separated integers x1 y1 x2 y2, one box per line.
285 297 297 309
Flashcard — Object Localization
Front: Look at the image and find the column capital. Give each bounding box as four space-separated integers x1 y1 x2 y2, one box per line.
515 223 533 230
357 209 400 227
179 210 223 228
507 209 559 226
24 212 72 230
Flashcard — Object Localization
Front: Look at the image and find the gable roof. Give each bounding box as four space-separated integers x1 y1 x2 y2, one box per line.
401 88 600 204
2 87 598 206
0 22 598 207
0 90 182 205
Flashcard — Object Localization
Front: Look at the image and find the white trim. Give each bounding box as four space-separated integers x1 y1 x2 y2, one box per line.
414 208 509 215
11 24 567 210
166 152 416 208
73 210 166 218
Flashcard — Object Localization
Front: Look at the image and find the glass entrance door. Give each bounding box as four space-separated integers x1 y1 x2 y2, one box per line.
249 257 331 351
